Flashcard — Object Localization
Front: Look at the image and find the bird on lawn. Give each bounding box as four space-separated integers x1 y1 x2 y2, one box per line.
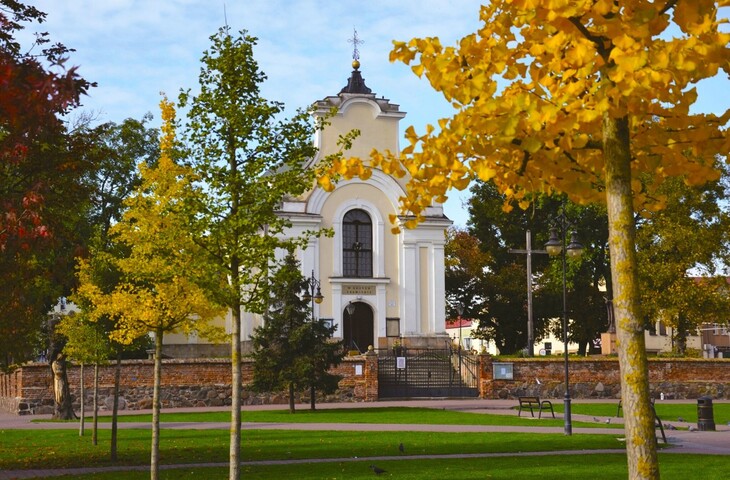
677 417 685 422
666 424 677 430
398 442 405 454
593 417 601 423
370 464 387 475
689 425 698 432
605 418 611 424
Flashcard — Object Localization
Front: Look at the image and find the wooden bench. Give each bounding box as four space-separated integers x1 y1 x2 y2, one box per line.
518 396 555 418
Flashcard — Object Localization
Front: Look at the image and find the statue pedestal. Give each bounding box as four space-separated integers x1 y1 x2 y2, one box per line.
601 332 617 355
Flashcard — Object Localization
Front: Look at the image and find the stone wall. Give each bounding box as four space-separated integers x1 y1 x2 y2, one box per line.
0 354 378 415
4 355 728 415
479 356 730 400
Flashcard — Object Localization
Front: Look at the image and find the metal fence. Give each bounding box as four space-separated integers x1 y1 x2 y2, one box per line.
378 347 479 398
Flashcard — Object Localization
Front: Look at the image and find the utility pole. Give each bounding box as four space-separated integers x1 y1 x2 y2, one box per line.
508 230 548 357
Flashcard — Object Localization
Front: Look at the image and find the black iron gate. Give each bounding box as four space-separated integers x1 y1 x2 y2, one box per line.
378 349 479 398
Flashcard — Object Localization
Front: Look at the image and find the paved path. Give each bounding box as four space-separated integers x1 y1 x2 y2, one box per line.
1 399 728 479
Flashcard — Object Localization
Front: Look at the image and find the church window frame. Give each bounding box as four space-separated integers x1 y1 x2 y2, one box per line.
342 208 373 277
330 198 387 278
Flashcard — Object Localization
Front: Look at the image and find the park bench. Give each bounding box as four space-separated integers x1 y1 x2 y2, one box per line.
517 396 555 419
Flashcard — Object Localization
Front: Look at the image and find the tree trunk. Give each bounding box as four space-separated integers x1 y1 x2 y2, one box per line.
151 329 163 480
93 362 99 446
111 350 121 462
79 363 85 436
675 314 689 355
230 276 242 480
288 381 295 414
603 114 659 479
51 354 75 420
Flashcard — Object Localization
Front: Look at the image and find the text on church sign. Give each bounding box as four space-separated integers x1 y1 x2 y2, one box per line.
342 284 376 295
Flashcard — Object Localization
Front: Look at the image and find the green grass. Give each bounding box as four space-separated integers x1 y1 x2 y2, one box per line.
0 428 626 471
552 402 730 424
34 454 730 480
81 406 616 428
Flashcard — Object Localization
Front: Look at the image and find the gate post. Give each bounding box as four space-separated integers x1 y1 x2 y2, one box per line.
364 347 379 402
479 353 493 398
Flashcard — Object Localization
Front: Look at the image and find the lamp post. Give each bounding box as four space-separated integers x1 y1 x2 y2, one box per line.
345 301 356 352
545 217 584 436
455 303 465 390
302 270 323 410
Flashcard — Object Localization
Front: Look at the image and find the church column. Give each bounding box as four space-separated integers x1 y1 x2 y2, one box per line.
401 242 419 335
430 243 447 335
376 283 388 338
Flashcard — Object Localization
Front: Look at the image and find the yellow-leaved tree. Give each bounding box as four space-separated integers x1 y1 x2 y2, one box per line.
76 96 225 480
319 2 729 478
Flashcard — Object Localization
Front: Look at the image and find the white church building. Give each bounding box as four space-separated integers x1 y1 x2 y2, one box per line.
260 59 452 352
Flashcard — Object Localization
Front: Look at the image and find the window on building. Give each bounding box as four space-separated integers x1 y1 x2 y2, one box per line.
343 209 372 277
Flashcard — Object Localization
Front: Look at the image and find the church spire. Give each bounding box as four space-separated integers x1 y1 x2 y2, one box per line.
340 28 372 95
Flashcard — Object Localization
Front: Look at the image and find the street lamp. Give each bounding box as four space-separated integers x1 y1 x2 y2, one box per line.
545 219 584 436
345 301 357 352
302 270 323 410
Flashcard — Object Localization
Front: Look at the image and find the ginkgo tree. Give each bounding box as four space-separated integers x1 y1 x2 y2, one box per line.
320 2 729 478
177 29 350 480
76 97 225 480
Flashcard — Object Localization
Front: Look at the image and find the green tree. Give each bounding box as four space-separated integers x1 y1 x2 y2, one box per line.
56 311 111 441
302 305 345 410
250 252 310 413
464 184 610 355
76 97 225 480
322 3 728 476
636 166 730 354
83 116 160 240
178 29 326 479
250 251 343 413
444 227 490 316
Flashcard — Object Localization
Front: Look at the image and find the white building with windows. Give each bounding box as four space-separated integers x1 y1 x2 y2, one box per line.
264 59 452 352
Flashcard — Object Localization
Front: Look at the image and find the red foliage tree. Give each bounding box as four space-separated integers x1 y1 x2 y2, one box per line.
1 0 93 251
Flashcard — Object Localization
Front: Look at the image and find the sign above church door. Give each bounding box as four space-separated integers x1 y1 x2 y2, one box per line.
342 284 376 296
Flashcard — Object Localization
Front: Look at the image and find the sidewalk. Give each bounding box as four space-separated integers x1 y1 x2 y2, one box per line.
1 399 728 479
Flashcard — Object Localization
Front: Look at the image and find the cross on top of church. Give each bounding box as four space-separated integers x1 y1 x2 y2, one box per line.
348 28 364 68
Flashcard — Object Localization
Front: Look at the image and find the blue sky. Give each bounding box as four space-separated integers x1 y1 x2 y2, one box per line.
21 1 729 228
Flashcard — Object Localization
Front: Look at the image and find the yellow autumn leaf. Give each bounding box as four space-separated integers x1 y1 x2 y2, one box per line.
476 164 497 181
521 136 543 153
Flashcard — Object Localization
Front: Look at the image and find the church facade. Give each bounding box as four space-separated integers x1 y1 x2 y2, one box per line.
248 60 452 352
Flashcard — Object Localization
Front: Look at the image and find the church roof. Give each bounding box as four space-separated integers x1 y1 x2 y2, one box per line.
340 61 372 95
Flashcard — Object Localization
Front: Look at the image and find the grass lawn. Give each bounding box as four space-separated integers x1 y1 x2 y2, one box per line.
553 402 730 425
33 454 730 480
0 428 626 471
80 401 730 428
81 406 619 428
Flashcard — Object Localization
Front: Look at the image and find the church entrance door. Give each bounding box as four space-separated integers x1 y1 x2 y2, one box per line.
343 302 373 353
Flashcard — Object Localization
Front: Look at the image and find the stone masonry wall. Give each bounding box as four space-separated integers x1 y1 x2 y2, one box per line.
4 355 728 414
1 354 378 415
479 356 730 400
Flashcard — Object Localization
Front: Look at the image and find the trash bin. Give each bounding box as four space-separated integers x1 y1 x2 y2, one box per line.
697 396 716 431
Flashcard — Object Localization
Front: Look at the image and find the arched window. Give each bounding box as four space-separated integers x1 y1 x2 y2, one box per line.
343 209 372 277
